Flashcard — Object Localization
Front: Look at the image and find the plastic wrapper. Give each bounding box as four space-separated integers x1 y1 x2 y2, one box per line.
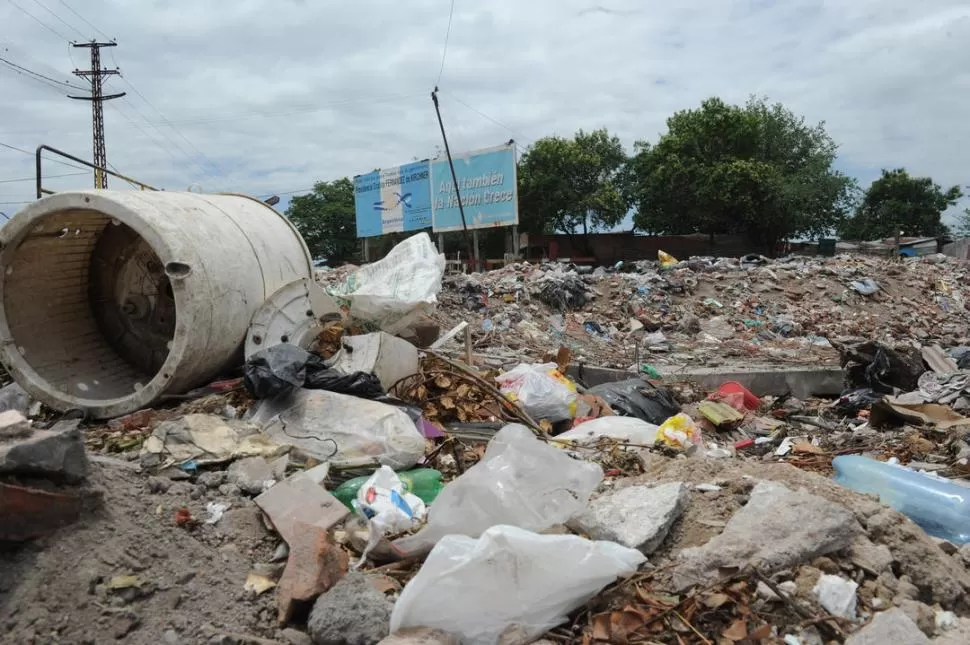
393 424 602 554
495 363 578 421
326 233 445 335
244 343 385 399
658 250 678 268
390 524 646 645
656 413 704 449
250 389 425 470
355 465 427 562
587 378 680 425
555 417 659 446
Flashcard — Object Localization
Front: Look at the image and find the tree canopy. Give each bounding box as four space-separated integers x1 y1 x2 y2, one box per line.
285 178 358 264
517 128 630 237
629 97 856 254
839 169 962 240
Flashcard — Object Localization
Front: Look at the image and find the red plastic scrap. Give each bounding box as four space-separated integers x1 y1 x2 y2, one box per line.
709 381 761 412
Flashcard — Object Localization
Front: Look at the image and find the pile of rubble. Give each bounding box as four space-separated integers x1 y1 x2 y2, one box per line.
4 235 970 645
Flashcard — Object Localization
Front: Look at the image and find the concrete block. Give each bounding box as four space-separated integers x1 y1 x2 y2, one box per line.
228 455 288 495
569 482 687 554
845 608 930 645
673 481 861 590
255 471 349 544
0 418 88 482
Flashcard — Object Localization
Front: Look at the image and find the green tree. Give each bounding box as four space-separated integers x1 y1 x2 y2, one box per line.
630 97 856 254
840 169 962 240
954 209 970 239
517 128 630 239
285 178 358 264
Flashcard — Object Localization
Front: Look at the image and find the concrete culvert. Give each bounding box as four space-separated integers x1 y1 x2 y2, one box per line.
0 190 312 419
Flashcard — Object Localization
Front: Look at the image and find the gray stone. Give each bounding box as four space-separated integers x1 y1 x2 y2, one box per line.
281 627 313 645
198 471 227 489
309 573 393 645
895 599 936 637
673 481 861 590
227 456 287 495
569 482 688 554
845 608 930 645
0 382 29 416
848 537 894 574
0 418 88 482
377 628 460 645
148 476 172 494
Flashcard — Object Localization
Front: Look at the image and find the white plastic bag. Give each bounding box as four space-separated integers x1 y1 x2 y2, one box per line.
390 525 646 645
356 465 427 564
250 389 426 470
495 363 578 421
393 424 602 554
555 417 660 446
327 233 445 334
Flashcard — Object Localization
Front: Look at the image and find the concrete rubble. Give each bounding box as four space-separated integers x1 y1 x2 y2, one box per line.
6 241 970 644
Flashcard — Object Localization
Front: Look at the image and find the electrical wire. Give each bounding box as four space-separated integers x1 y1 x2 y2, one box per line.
57 0 110 41
28 0 86 40
436 0 456 85
448 92 535 145
0 140 91 171
105 102 204 183
0 54 84 90
0 171 87 183
7 0 71 41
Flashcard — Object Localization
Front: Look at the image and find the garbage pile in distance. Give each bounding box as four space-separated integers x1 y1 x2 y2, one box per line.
3 232 970 644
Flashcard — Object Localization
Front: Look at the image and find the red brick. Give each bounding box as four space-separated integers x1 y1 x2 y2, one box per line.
276 522 349 624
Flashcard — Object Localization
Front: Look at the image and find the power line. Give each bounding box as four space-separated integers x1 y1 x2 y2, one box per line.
436 0 456 85
58 0 110 40
447 92 535 145
28 0 85 40
106 101 203 182
7 0 71 41
0 171 87 183
0 54 84 90
0 139 90 171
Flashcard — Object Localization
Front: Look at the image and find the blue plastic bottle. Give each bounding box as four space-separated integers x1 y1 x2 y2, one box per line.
832 455 970 544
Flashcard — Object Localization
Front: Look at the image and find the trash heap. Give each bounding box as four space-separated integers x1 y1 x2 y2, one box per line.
309 251 970 373
3 236 970 645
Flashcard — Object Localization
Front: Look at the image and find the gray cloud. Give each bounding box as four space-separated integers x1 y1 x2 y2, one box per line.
1 0 968 218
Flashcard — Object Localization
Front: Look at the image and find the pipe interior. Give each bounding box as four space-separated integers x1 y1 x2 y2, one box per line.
4 210 175 399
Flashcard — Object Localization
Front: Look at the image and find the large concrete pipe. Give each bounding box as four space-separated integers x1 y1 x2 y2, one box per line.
0 190 312 418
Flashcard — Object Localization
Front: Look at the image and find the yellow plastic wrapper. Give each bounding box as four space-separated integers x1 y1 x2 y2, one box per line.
658 250 679 268
657 413 704 449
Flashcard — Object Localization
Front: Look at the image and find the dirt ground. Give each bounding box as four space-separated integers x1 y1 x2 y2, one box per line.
0 461 283 645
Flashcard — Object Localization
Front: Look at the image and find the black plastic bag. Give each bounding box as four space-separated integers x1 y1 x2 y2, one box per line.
834 388 882 416
587 378 681 425
835 340 924 394
244 343 386 399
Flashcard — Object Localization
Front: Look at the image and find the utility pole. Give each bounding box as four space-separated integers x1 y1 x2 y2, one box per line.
69 41 125 189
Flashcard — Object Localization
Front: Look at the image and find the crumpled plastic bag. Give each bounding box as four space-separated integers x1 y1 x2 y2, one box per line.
495 363 578 421
326 233 445 335
140 414 284 469
250 389 425 470
392 424 603 554
656 413 704 450
244 344 385 400
355 465 427 564
587 378 680 425
390 524 646 645
554 417 660 446
835 340 925 394
658 250 678 268
850 278 880 296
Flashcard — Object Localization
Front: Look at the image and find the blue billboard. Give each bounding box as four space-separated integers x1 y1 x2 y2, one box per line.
430 143 518 233
354 160 433 238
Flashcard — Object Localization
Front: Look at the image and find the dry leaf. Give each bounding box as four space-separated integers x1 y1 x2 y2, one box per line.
609 610 646 644
243 573 276 595
746 623 772 641
793 440 824 455
701 592 731 609
591 613 611 641
721 618 748 641
440 397 457 410
434 375 453 389
107 575 140 590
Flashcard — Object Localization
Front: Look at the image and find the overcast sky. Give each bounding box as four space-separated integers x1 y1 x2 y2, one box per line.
1 0 969 220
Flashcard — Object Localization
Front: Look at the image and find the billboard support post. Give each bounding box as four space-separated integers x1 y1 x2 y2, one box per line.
431 86 473 267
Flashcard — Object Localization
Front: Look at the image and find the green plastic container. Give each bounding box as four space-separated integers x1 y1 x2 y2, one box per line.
333 468 444 511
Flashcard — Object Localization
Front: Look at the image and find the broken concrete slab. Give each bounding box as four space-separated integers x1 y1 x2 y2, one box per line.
0 418 88 482
568 482 688 554
377 628 460 645
0 409 30 438
255 471 349 544
673 481 861 590
308 572 394 645
848 536 895 575
276 523 349 624
845 608 930 645
228 455 288 495
0 382 29 416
